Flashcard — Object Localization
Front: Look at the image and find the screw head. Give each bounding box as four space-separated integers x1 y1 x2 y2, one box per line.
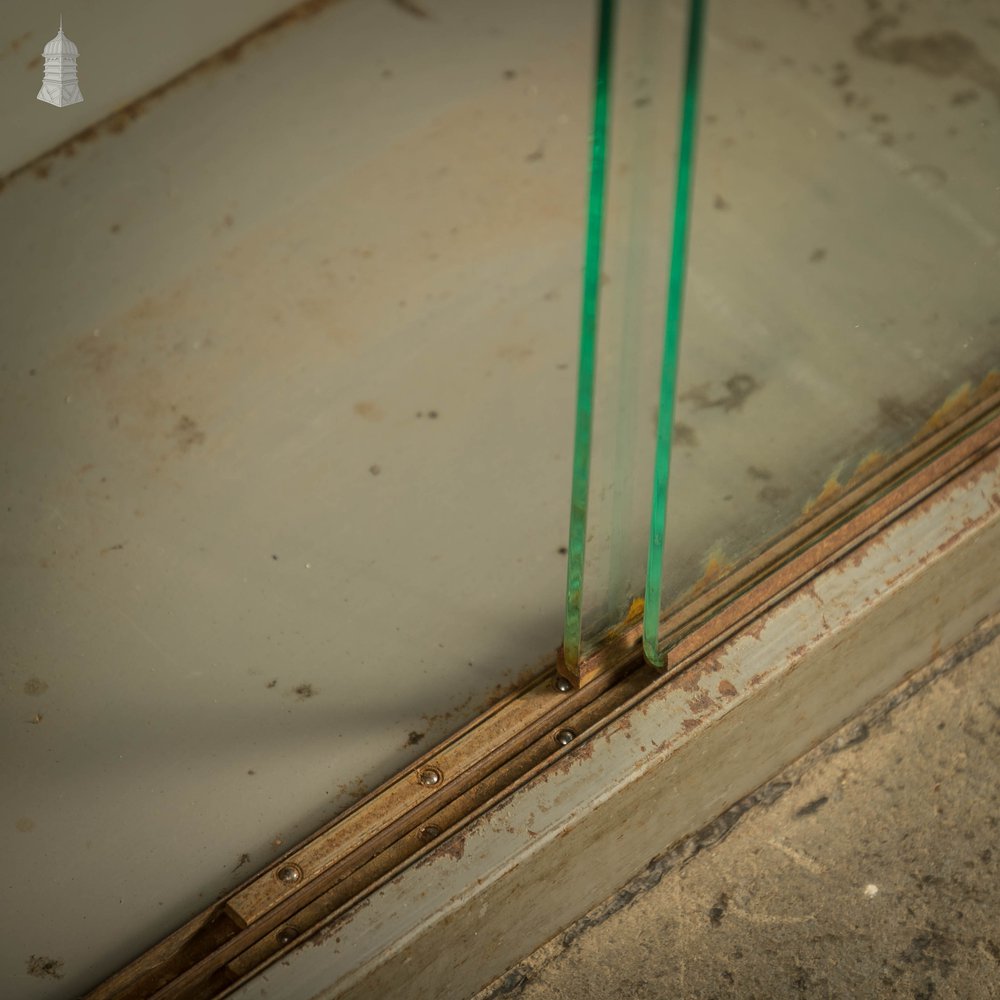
417 766 442 787
276 864 303 885
555 729 576 747
554 676 573 693
419 825 442 843
276 926 300 946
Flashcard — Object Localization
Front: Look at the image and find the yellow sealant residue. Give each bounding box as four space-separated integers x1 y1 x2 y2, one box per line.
690 546 734 597
850 449 888 485
920 381 973 437
802 469 846 517
917 369 1000 437
977 369 1000 399
801 367 1000 519
603 595 644 642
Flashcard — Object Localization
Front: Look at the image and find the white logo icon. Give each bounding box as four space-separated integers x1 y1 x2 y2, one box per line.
37 16 83 108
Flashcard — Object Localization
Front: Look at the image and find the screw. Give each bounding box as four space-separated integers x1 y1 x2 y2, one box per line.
276 864 302 885
419 825 442 843
554 676 573 693
276 926 300 946
417 766 442 787
555 729 576 747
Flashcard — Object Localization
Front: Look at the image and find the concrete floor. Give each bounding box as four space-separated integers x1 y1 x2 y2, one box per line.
475 611 1000 1000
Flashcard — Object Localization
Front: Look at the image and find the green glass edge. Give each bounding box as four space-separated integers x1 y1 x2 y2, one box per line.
563 0 617 670
643 0 708 668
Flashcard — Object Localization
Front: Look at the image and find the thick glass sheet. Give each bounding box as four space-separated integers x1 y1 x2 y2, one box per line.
563 0 686 675
646 0 1000 661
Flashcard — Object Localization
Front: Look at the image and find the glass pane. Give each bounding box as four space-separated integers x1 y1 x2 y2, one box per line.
563 0 686 679
648 0 1000 660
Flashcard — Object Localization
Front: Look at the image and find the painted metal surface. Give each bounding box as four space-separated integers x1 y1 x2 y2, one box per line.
1 1 591 994
0 0 308 178
232 449 1000 999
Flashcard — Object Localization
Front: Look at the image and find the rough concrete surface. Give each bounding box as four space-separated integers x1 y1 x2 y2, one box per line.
475 613 1000 1000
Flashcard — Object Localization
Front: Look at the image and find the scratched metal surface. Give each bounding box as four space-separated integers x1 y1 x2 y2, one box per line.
0 0 999 996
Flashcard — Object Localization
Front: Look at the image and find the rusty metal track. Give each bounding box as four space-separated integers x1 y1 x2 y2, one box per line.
87 389 1000 1000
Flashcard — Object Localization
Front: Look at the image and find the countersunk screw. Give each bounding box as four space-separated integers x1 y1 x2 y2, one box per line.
419 825 442 843
276 864 302 885
276 926 300 946
554 676 573 693
417 766 443 787
555 729 576 747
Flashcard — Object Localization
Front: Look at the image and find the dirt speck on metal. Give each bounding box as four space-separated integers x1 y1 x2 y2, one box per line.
27 955 64 980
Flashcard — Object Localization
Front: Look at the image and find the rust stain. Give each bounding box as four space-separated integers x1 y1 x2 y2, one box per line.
748 671 768 688
26 54 42 72
687 691 715 714
681 717 702 733
1 30 32 58
742 615 769 643
718 679 737 698
353 400 383 421
845 529 890 571
1 0 345 192
678 672 702 694
432 834 467 862
547 738 597 779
